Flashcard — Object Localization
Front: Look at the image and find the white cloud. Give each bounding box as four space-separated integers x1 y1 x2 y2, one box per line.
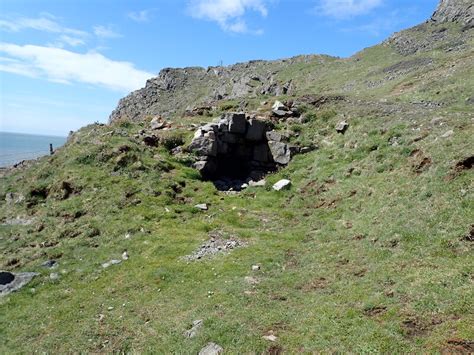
0 15 88 37
0 42 154 92
93 25 122 39
58 35 86 47
315 0 383 19
188 0 267 34
128 9 153 23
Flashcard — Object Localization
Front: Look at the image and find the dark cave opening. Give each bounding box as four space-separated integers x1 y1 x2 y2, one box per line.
0 271 15 285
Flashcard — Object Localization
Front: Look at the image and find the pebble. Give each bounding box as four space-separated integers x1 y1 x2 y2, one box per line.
195 203 208 211
251 265 260 271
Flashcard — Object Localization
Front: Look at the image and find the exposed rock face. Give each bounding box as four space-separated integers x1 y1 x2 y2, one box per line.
0 271 38 296
109 55 330 123
188 113 300 182
431 0 473 25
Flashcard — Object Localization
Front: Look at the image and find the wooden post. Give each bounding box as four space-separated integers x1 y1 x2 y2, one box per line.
49 143 53 155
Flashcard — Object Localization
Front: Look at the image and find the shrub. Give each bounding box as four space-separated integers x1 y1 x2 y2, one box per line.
160 132 185 152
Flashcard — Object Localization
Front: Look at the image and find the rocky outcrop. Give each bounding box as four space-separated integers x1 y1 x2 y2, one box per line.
109 55 329 123
431 0 473 25
188 112 305 185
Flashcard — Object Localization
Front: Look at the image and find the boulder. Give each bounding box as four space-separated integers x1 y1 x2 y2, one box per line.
273 179 291 191
266 130 289 143
335 120 349 134
249 179 266 187
150 117 166 130
272 100 287 111
245 119 267 141
272 109 291 118
268 141 292 165
184 319 203 338
199 343 223 355
188 136 217 156
201 123 218 133
195 203 208 211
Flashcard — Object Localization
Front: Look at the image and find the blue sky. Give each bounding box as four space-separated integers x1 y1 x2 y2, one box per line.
0 0 438 136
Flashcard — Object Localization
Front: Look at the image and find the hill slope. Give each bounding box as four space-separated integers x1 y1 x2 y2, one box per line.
1 0 473 352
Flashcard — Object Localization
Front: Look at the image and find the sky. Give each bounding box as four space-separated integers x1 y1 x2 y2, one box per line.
0 0 439 136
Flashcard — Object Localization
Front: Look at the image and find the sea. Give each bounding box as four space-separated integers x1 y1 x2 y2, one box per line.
0 132 67 167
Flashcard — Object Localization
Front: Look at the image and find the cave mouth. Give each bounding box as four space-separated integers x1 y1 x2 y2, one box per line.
190 113 296 191
210 151 276 191
0 271 15 285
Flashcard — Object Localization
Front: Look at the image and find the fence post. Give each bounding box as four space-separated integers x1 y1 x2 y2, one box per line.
49 143 53 155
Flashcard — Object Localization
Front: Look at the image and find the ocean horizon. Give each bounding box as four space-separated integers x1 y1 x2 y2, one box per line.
0 131 67 167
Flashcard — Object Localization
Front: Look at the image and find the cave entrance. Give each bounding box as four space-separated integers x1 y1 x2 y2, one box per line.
209 141 277 191
190 113 292 191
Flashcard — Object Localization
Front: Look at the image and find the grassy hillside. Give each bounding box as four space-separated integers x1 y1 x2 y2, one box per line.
1 16 473 353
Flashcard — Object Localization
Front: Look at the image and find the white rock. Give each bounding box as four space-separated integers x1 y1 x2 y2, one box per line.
249 179 266 187
263 334 278 342
49 273 59 280
272 100 286 111
199 342 223 355
122 251 129 260
184 319 203 338
273 179 291 191
252 265 260 271
441 130 454 138
195 203 208 211
102 259 122 268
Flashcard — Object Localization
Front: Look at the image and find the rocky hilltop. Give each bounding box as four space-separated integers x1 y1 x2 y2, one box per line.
109 55 331 122
110 0 473 124
431 0 473 25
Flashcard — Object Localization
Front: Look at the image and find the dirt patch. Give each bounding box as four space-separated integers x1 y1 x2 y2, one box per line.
447 155 474 180
402 318 427 338
401 318 431 338
299 277 329 292
314 197 341 209
364 306 387 317
353 269 367 277
298 94 345 108
410 149 432 173
183 230 246 261
455 156 474 171
284 249 299 269
266 345 283 355
461 225 474 242
446 338 474 353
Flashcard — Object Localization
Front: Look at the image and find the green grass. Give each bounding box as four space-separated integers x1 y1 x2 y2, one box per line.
1 20 473 353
